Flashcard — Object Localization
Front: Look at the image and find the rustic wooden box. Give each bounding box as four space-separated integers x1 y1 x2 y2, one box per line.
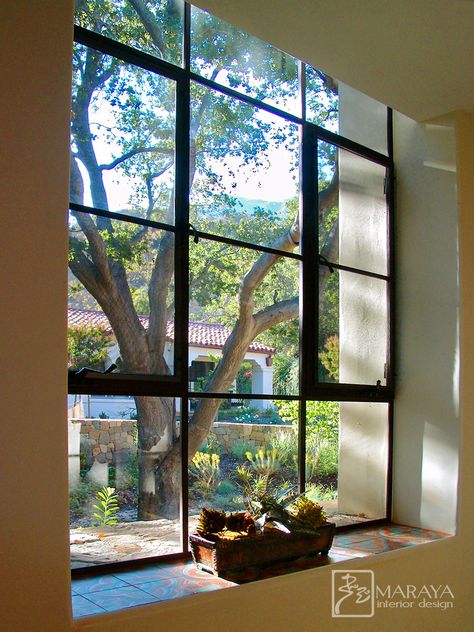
190 522 336 576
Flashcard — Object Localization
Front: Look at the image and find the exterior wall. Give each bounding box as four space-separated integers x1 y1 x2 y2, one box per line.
2 3 473 632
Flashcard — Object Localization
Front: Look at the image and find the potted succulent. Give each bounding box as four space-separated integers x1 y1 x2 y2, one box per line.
189 495 335 576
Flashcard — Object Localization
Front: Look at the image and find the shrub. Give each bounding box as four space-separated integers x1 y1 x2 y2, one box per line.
269 430 297 467
231 440 254 461
190 452 221 498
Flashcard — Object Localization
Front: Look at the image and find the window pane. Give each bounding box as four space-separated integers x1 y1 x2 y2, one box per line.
188 398 298 526
305 65 339 133
68 395 182 568
318 268 388 385
191 6 300 116
189 242 300 395
74 0 184 67
190 83 300 249
339 82 388 155
71 44 176 223
305 401 388 527
318 141 388 276
68 215 175 376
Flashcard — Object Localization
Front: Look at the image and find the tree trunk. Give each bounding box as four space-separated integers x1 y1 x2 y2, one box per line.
135 395 180 520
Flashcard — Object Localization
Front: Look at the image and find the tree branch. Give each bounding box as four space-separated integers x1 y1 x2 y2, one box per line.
99 146 174 171
129 0 166 58
253 297 299 336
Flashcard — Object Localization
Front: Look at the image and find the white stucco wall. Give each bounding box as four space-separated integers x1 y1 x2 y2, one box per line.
392 113 459 533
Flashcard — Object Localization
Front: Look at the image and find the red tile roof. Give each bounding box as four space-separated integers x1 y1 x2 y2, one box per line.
68 308 275 355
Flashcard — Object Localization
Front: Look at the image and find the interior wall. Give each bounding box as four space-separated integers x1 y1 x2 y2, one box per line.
1 2 473 631
0 1 74 631
392 113 459 533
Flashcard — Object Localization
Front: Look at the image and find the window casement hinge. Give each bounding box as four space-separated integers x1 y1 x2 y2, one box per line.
383 172 389 195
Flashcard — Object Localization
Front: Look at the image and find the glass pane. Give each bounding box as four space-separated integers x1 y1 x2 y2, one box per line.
189 242 300 395
190 83 300 249
305 65 339 133
68 395 182 568
71 44 176 223
339 82 388 155
188 398 298 529
318 141 388 276
191 6 300 116
318 268 388 385
305 401 388 526
74 0 184 67
68 215 175 376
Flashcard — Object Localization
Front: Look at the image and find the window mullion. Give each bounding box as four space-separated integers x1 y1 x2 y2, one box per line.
300 123 318 396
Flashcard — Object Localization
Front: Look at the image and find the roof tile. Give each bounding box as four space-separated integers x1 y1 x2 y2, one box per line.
68 308 275 355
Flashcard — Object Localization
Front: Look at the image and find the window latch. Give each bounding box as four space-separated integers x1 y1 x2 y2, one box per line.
189 223 199 244
73 363 117 379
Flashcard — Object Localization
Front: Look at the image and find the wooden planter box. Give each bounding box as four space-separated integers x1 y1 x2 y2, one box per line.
190 522 336 576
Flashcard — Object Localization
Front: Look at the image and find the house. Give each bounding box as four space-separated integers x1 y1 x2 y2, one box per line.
67 307 275 414
2 1 473 631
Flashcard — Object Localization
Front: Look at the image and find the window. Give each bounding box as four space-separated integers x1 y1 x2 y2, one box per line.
68 1 394 571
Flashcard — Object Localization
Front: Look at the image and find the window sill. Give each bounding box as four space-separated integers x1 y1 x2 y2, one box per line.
71 523 447 618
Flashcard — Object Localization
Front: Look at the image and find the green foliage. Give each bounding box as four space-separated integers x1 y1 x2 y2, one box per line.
231 440 255 461
236 361 253 394
273 354 299 396
190 452 221 498
319 335 339 381
67 325 110 370
269 430 297 467
69 480 102 514
198 434 221 455
93 486 120 526
305 483 338 503
275 400 339 442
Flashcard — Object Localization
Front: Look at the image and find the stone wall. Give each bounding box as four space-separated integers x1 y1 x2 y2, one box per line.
209 422 293 453
71 419 293 467
77 419 137 466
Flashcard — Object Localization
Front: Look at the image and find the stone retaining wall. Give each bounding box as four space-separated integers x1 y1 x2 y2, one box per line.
77 419 137 466
209 422 293 453
71 419 293 466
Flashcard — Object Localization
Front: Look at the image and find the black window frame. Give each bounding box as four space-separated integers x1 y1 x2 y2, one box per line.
69 1 394 575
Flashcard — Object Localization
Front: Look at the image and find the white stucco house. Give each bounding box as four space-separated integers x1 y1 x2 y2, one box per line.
67 307 275 416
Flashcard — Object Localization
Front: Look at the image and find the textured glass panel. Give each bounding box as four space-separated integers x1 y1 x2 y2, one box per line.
189 242 300 395
191 6 300 115
74 0 184 66
188 398 298 525
68 395 181 568
71 44 176 223
305 401 388 526
318 268 387 385
339 82 388 155
318 141 388 276
68 215 175 376
190 83 300 249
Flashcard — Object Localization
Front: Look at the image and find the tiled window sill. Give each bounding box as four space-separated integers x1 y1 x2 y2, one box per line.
71 524 447 618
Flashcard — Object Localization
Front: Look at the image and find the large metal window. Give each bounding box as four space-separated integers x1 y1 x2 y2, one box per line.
68 1 394 574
